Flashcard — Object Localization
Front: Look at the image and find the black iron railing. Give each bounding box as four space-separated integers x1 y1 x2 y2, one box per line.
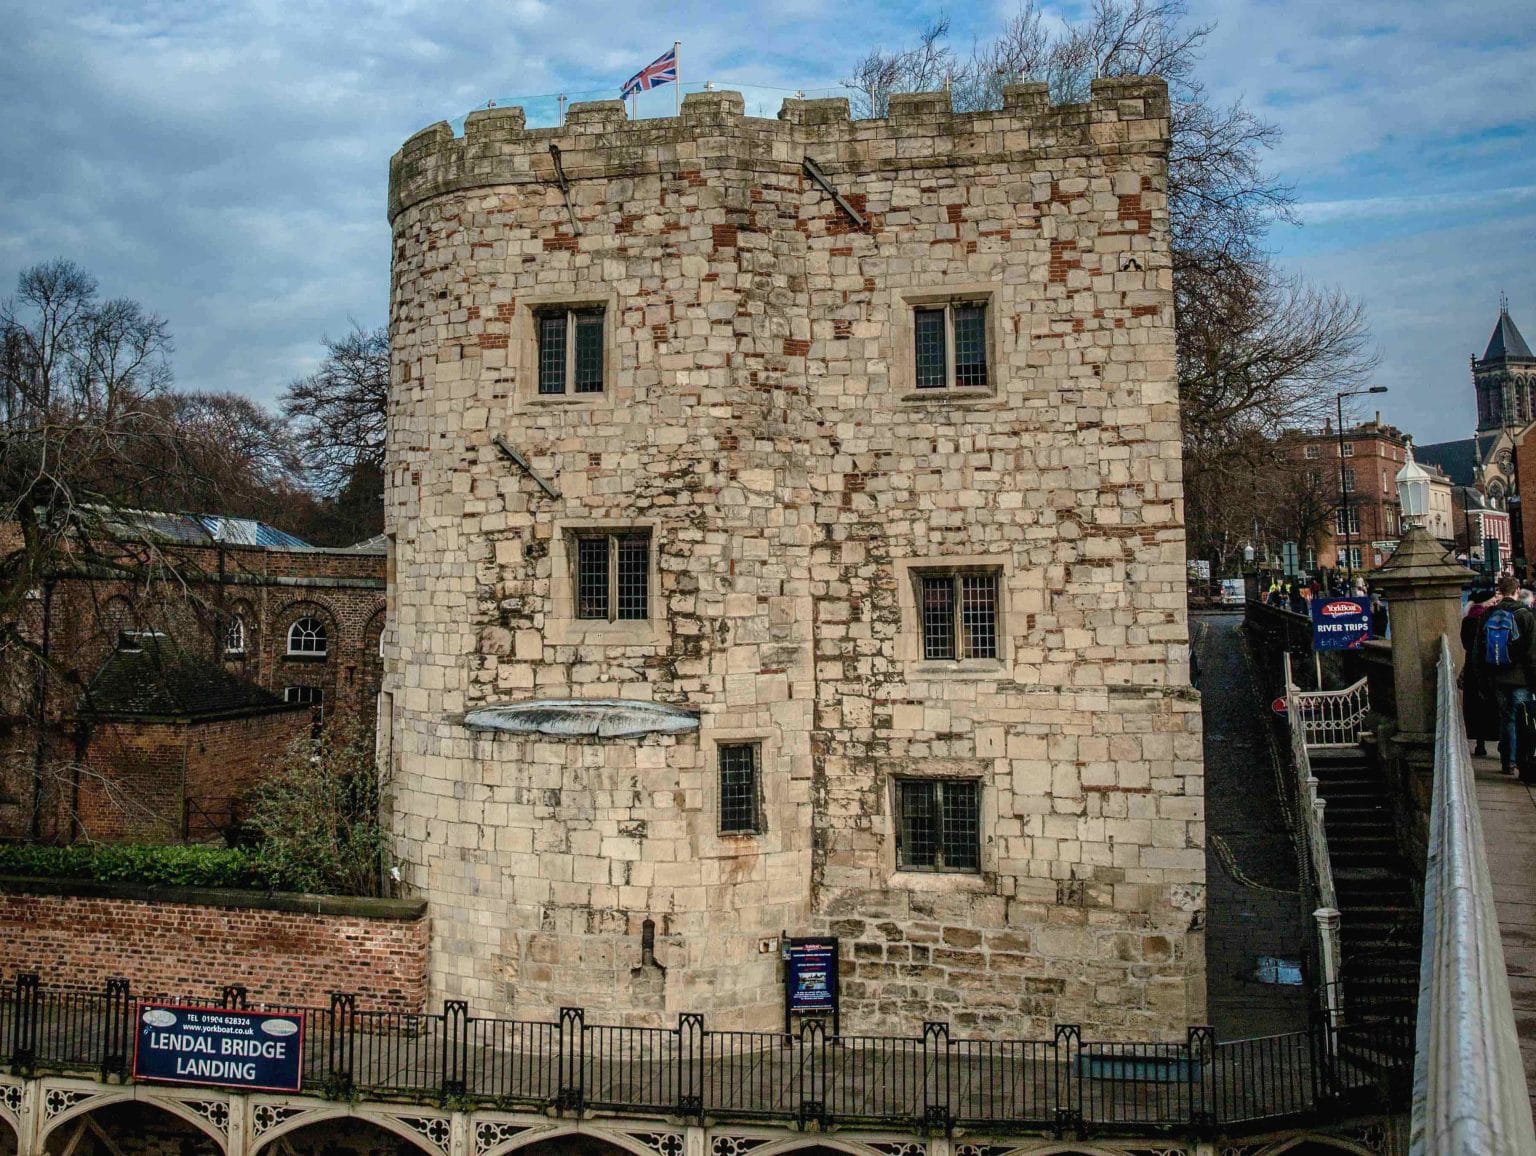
1 972 1410 1138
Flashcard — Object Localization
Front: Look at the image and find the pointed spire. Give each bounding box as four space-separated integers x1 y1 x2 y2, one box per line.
1482 302 1534 363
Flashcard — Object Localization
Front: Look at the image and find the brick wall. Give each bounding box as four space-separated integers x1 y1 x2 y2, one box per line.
181 710 310 834
0 887 428 1011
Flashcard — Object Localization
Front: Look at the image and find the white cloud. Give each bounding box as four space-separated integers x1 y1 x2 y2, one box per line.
1296 184 1536 225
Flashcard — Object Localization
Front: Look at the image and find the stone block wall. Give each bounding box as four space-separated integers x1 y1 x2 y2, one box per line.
386 79 1204 1036
0 886 428 1010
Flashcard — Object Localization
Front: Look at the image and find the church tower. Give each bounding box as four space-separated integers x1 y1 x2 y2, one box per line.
1474 300 1536 432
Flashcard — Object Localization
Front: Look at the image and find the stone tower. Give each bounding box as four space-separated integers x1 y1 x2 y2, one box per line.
1474 302 1536 432
385 79 1205 1038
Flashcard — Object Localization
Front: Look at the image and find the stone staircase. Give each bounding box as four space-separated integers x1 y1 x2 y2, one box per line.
1309 746 1420 1074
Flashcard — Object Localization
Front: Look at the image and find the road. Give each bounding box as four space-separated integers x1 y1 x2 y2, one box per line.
1193 611 1312 1039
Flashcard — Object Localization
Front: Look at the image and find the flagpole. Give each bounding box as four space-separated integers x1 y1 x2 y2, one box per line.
674 40 681 115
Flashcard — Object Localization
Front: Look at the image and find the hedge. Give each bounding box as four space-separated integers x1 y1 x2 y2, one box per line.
0 843 281 890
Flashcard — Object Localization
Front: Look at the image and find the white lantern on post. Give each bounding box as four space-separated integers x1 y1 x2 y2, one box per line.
1395 442 1431 530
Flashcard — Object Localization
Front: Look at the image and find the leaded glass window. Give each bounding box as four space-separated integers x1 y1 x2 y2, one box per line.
919 571 1000 661
573 532 650 621
719 743 761 834
536 307 605 395
912 300 989 390
896 779 980 872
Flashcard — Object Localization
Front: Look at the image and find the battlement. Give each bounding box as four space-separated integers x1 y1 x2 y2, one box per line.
388 76 1168 221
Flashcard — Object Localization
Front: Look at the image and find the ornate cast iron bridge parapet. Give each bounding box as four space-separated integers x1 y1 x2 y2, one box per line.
0 972 1409 1151
0 1071 1405 1156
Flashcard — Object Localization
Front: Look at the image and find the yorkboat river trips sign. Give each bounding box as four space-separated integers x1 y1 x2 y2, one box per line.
133 1004 304 1092
1310 597 1370 651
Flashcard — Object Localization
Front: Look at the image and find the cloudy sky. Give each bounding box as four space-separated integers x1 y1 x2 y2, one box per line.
1 0 1531 439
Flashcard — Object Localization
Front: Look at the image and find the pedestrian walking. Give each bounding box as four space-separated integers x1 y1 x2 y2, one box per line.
1460 587 1499 758
1472 575 1536 776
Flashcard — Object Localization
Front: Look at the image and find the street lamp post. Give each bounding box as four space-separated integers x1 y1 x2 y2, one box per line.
1336 386 1390 582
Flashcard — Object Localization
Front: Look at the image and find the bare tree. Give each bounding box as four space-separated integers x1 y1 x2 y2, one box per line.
0 260 179 649
141 390 308 524
279 324 388 545
846 18 957 118
281 324 389 493
1183 426 1339 574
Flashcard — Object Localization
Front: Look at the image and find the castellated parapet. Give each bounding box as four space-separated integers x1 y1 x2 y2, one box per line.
384 78 1204 1038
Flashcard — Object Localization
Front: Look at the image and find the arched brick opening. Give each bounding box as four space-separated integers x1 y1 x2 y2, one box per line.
44 1101 222 1154
255 1114 436 1155
0 1114 17 1156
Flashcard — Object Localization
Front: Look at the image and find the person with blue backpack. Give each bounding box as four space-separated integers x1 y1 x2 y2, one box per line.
1474 575 1536 778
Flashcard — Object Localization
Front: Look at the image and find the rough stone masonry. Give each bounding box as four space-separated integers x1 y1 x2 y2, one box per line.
384 78 1205 1039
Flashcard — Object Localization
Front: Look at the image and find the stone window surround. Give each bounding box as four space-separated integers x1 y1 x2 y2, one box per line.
545 517 666 646
700 726 780 850
888 283 1004 402
882 761 996 891
514 289 620 408
892 555 1011 677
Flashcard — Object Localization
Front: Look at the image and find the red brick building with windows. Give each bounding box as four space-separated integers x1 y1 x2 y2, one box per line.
1284 415 1408 572
0 512 385 843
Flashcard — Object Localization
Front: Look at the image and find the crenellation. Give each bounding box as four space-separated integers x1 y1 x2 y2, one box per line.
389 86 1171 223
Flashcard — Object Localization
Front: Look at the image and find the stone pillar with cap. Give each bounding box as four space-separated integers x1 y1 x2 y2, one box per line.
1371 444 1474 872
1371 524 1469 741
1374 442 1471 740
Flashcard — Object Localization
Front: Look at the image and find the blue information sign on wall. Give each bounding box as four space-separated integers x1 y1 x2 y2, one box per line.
133 1004 304 1092
786 937 838 1014
1311 597 1371 651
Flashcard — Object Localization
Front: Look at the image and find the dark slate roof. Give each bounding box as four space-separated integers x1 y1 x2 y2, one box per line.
1415 438 1479 487
83 642 293 720
1483 308 1534 362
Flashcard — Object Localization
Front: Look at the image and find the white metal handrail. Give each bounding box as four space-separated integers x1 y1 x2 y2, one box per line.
1291 676 1371 749
1282 653 1345 1040
1410 637 1536 1153
1283 653 1341 915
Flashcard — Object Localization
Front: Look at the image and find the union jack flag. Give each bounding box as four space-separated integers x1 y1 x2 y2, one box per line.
621 47 677 98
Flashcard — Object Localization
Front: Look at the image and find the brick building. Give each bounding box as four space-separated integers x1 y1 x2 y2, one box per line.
1284 415 1408 572
0 512 385 842
70 641 309 841
385 80 1203 1039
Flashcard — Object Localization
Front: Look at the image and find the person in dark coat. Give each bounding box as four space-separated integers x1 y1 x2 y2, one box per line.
1469 576 1536 774
1461 588 1500 757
